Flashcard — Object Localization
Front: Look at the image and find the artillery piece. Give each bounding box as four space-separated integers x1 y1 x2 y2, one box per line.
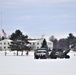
49 49 70 59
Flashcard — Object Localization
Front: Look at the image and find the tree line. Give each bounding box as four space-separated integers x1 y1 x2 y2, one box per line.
0 29 76 52
49 33 76 51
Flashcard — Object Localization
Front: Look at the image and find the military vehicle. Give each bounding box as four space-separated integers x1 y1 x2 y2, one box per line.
34 48 70 59
34 48 49 59
49 49 70 59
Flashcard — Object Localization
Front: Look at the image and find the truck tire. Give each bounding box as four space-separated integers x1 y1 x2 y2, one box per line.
34 56 39 59
65 55 70 59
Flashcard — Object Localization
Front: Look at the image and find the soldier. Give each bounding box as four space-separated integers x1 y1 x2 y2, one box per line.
5 51 7 56
26 50 29 56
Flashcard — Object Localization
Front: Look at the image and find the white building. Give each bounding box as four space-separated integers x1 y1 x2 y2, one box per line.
0 39 12 51
29 38 53 50
0 38 53 51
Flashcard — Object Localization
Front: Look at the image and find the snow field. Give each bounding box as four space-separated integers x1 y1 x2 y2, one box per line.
0 51 76 75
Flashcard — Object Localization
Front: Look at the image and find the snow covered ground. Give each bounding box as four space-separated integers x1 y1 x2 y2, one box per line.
0 51 76 75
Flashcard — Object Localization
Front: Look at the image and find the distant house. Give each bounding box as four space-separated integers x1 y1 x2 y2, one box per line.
29 38 53 50
0 39 12 51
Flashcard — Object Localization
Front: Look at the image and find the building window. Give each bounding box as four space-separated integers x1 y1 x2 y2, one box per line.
0 47 2 49
33 43 35 45
4 43 6 45
8 47 10 49
37 47 39 49
30 46 31 48
37 43 39 45
4 47 6 49
0 43 2 44
48 43 51 45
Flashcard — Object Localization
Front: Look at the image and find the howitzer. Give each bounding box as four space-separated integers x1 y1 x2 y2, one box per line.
49 49 70 59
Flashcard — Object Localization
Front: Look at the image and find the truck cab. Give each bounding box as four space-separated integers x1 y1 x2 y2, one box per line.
34 48 49 59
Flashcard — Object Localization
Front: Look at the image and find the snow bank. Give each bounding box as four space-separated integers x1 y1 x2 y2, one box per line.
0 51 76 75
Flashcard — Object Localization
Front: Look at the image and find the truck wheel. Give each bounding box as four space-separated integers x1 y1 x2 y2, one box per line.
65 55 70 59
34 56 39 59
43 56 46 59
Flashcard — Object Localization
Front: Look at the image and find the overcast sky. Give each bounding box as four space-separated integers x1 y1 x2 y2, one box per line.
0 0 76 39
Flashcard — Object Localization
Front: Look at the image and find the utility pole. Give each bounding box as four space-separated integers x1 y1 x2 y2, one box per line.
0 12 2 40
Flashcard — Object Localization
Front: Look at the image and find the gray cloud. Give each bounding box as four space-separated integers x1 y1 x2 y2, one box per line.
0 0 76 9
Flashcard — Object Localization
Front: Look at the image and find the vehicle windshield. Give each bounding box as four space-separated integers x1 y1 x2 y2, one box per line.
37 50 46 53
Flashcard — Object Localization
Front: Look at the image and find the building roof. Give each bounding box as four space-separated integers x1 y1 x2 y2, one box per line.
0 39 12 42
29 38 53 44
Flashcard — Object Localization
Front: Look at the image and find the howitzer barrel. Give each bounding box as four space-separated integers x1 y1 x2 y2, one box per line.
63 49 70 55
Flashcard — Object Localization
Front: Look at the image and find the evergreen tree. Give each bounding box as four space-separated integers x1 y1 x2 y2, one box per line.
2 36 5 40
9 30 30 56
41 39 48 48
